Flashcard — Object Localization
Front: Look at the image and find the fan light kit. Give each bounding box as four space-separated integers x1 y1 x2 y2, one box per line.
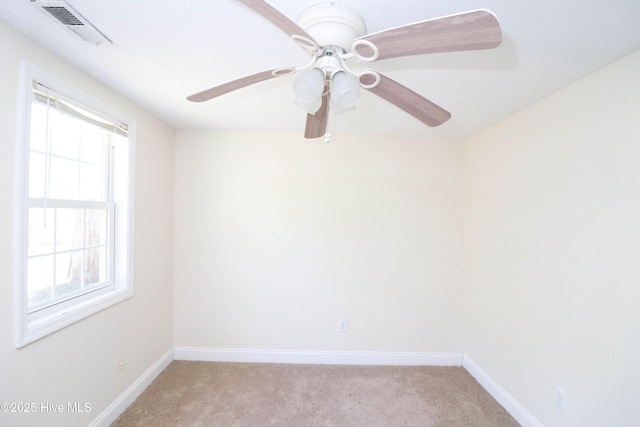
188 0 502 139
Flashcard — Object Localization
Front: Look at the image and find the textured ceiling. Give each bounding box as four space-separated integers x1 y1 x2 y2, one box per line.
2 0 640 139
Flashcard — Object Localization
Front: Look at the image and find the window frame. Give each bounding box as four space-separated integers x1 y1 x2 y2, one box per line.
15 62 136 348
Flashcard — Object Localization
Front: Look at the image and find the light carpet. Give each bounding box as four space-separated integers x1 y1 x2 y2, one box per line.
112 361 519 426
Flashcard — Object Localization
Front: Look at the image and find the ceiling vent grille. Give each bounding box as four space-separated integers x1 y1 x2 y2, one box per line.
32 0 111 44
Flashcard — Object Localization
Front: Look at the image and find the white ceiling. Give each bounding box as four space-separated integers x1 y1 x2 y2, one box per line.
2 0 640 139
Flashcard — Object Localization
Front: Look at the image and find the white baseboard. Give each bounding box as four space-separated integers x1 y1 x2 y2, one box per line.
174 346 464 367
89 348 173 427
463 356 543 427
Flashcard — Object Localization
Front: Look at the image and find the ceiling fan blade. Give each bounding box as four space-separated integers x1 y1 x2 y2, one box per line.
304 91 329 138
237 0 316 44
361 73 451 127
354 10 502 61
187 69 288 102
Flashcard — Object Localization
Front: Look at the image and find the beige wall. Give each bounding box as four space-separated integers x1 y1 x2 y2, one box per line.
464 51 640 426
0 22 174 427
173 132 465 352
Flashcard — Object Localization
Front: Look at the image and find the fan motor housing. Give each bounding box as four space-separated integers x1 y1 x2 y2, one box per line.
296 3 366 52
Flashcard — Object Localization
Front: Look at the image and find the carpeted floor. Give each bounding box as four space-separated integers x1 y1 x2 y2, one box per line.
112 361 519 426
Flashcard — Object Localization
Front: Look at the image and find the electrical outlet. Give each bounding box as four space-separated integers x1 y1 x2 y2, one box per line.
338 318 349 333
554 386 567 413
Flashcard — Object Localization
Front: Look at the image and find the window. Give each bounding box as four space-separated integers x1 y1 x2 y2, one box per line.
16 63 135 347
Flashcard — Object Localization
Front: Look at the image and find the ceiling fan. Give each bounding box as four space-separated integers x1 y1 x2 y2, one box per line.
187 0 502 138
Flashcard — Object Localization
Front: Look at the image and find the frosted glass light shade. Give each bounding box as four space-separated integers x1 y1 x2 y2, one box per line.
295 96 323 114
329 71 360 114
293 68 325 102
